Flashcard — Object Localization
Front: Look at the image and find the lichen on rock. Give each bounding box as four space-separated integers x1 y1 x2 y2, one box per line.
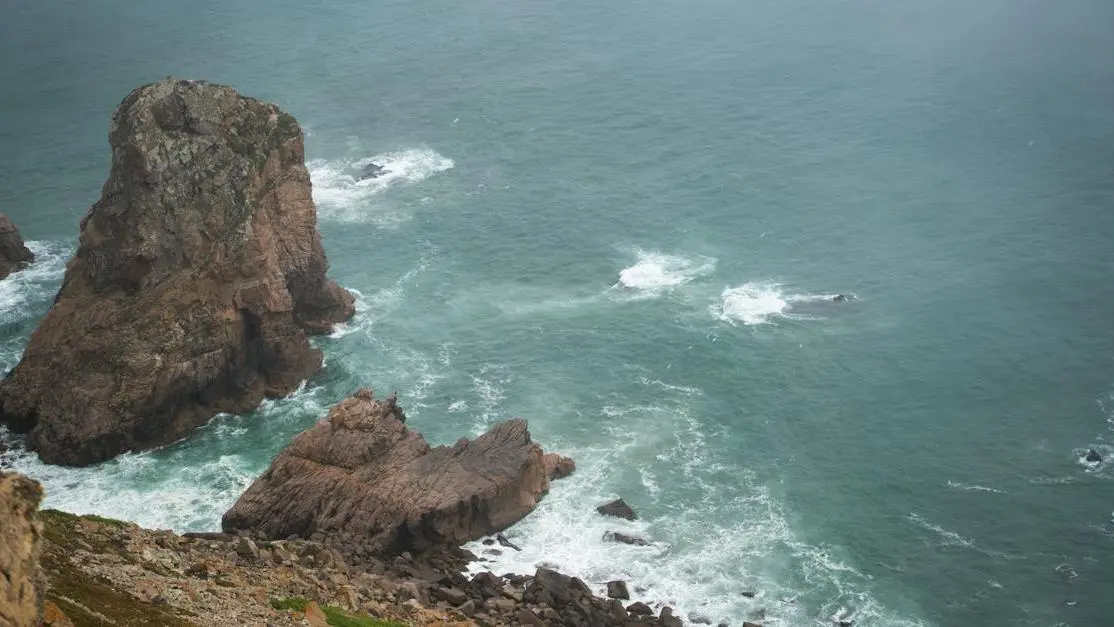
0 78 354 466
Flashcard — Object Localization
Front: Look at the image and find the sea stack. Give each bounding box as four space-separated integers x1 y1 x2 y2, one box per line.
0 78 354 466
0 213 35 279
223 389 574 559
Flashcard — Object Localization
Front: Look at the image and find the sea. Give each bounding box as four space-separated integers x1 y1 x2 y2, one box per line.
1 0 1112 625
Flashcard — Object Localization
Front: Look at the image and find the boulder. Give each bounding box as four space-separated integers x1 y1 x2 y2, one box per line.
0 472 45 627
627 601 653 616
544 452 576 479
603 531 651 546
0 213 34 280
597 498 637 520
606 580 629 600
223 389 568 556
0 78 354 466
1085 449 1102 463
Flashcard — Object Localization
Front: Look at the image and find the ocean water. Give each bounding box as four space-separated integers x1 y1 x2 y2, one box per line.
2 0 1113 625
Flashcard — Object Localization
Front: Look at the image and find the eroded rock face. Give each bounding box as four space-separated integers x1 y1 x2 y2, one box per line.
0 213 34 280
0 472 45 627
0 78 354 466
223 389 573 557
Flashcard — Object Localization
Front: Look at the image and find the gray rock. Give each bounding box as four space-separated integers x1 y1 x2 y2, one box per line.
597 498 638 520
606 580 630 600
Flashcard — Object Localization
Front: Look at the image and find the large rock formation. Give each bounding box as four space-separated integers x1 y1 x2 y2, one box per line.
0 79 354 466
223 389 573 558
0 213 34 280
0 472 45 627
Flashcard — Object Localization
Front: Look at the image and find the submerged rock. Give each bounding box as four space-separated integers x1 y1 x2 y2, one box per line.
597 498 637 520
0 472 45 627
223 389 573 557
0 213 34 280
1085 449 1102 463
602 530 651 546
0 78 354 466
358 162 386 180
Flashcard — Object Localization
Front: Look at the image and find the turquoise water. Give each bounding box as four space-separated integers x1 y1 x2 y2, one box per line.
2 0 1113 625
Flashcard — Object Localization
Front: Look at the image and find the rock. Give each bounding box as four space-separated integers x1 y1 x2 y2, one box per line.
0 472 45 627
222 389 556 555
458 598 476 617
606 580 630 600
233 537 259 560
492 598 517 613
41 600 74 627
517 608 546 625
432 586 469 606
661 605 684 627
627 601 653 616
1085 449 1102 463
359 162 386 180
742 623 764 627
690 611 713 624
0 79 354 466
597 498 637 520
603 530 651 546
741 590 757 598
304 601 329 627
544 452 577 479
0 213 34 280
496 533 521 551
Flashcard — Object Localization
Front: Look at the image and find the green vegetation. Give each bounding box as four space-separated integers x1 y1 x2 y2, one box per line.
270 597 408 627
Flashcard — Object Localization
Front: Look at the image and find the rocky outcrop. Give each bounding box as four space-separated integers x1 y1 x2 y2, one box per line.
0 472 45 627
223 389 574 558
0 213 34 280
597 498 638 521
0 78 354 466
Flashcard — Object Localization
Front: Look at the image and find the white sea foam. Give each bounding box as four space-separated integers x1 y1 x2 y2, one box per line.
463 381 926 627
0 241 70 320
946 480 1008 494
307 146 454 224
613 249 715 297
714 282 846 326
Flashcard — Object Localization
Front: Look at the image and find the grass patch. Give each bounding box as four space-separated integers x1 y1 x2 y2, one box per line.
271 597 408 627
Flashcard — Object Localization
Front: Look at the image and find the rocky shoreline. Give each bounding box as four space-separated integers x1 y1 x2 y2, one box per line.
0 78 757 626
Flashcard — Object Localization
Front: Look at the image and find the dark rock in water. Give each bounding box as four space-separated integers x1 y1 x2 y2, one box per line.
496 532 522 551
597 498 637 520
0 214 34 280
359 162 386 180
1085 449 1102 463
627 601 653 616
603 530 651 546
606 580 629 600
741 590 757 598
223 389 566 557
689 611 713 624
660 606 684 627
0 78 355 466
742 622 763 627
482 538 495 546
832 294 850 303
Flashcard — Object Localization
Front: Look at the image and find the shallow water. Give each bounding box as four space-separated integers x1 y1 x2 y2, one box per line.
2 0 1114 625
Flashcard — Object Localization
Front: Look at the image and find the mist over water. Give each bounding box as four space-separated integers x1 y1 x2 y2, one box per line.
3 0 1114 625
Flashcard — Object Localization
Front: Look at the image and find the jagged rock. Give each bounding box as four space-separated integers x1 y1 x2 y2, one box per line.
0 213 34 280
223 389 569 555
233 537 259 560
0 78 354 466
359 162 386 180
627 601 653 616
660 606 684 627
1085 449 1102 463
603 531 651 546
432 586 468 606
496 533 522 551
544 452 576 479
606 580 629 600
597 498 637 520
0 472 45 627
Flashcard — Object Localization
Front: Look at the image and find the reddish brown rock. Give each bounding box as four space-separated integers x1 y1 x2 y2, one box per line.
544 452 576 480
0 472 45 627
0 78 354 466
223 389 570 556
0 213 34 280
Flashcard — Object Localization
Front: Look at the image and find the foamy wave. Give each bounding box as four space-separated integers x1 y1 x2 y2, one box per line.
714 282 846 326
307 147 454 223
0 241 70 319
946 480 1008 494
613 250 715 296
465 390 926 627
